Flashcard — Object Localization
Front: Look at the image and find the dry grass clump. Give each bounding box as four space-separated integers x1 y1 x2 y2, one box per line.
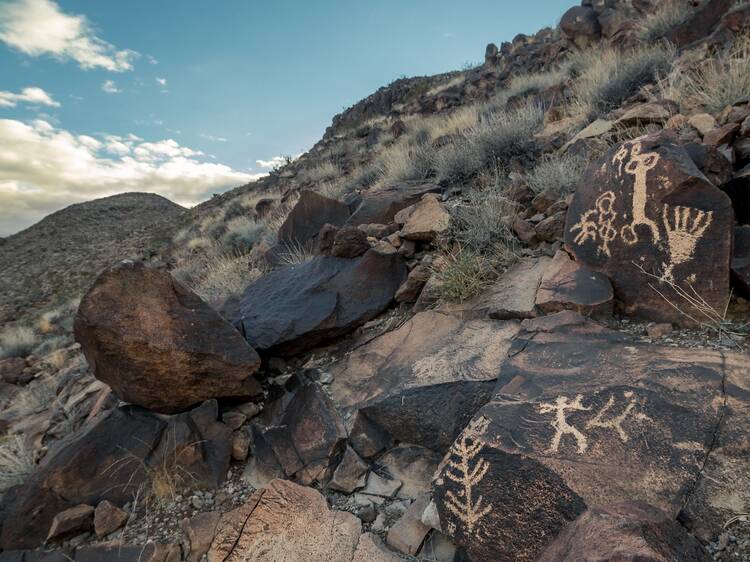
0 436 37 495
436 102 544 184
301 161 342 185
665 32 750 114
0 326 38 359
221 216 266 251
569 44 674 117
433 246 496 302
526 152 588 197
635 0 693 42
374 139 435 184
172 247 264 305
277 239 316 266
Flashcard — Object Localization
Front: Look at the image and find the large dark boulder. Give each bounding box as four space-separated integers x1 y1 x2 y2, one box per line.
74 261 262 414
537 501 711 562
277 190 350 248
347 182 442 226
0 401 231 550
432 312 749 561
234 250 407 355
564 130 734 324
732 225 750 295
560 5 601 48
664 0 733 47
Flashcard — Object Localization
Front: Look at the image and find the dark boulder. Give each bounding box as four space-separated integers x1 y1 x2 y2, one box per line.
0 401 231 550
560 6 601 48
537 501 711 562
732 225 750 295
277 190 351 248
234 250 407 355
347 182 442 226
564 130 734 324
74 261 262 414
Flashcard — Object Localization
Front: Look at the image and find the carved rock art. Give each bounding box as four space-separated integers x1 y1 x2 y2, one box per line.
564 130 733 323
433 313 749 561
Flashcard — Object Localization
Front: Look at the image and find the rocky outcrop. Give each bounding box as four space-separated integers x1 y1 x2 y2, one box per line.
234 250 407 355
433 312 748 561
207 479 362 561
347 182 442 226
564 130 734 324
329 311 519 451
74 261 262 414
537 501 711 562
277 190 351 248
0 401 231 549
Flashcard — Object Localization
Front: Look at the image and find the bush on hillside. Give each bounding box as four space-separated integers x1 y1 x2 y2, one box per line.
0 326 38 359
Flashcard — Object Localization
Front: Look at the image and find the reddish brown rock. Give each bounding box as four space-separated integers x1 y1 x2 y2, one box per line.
352 533 402 562
395 265 431 303
328 445 369 493
433 313 748 561
537 501 711 562
47 504 94 542
93 500 128 538
207 479 361 562
398 194 451 242
534 211 566 242
616 101 678 127
347 182 442 226
512 216 538 245
386 494 431 556
329 311 519 452
535 250 613 317
331 227 370 258
74 261 262 414
181 512 221 562
564 130 733 324
704 123 740 147
665 0 734 47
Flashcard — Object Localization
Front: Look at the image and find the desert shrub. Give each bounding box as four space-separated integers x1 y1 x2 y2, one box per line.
666 32 750 113
173 250 263 305
635 0 692 42
302 161 342 184
433 247 495 302
374 138 435 184
32 336 70 358
222 216 266 250
0 326 38 359
318 180 352 201
437 102 544 184
526 152 588 197
0 436 37 495
277 240 316 266
570 44 674 117
449 179 520 268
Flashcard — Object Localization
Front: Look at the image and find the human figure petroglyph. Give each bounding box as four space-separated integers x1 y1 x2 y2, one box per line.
539 395 590 454
586 391 637 443
618 142 662 245
661 205 713 283
570 191 618 257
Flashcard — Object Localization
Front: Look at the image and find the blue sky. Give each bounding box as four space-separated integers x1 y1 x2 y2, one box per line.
0 0 572 235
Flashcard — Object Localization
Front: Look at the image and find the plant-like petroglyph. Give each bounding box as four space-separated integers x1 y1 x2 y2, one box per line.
442 416 492 536
586 391 638 442
570 191 618 257
660 205 713 283
538 395 590 454
617 141 662 245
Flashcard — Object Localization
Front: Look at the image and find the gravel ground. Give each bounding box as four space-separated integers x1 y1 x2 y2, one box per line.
708 519 750 561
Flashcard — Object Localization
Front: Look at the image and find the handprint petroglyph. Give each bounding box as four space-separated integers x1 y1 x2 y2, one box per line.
660 205 713 283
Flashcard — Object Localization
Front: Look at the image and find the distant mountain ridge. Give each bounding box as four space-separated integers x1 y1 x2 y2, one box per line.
0 192 184 324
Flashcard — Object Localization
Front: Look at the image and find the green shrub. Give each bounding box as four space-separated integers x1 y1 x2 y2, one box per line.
433 247 495 302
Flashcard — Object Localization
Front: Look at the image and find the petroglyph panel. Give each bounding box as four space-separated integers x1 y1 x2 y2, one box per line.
564 130 732 323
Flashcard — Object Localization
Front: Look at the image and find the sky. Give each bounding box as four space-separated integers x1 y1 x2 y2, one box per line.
0 0 572 236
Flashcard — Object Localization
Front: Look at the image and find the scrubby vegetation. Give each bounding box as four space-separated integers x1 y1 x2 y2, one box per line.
635 0 692 42
0 326 38 359
525 152 587 198
0 436 37 495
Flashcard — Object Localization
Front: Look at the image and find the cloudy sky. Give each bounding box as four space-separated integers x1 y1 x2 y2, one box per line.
0 0 571 236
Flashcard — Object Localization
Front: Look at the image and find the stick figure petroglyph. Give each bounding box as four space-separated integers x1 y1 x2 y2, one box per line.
570 191 618 257
539 395 590 454
586 391 638 443
618 142 662 245
660 205 713 283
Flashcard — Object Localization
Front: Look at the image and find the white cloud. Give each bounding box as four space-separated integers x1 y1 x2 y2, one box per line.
0 118 264 235
200 133 228 143
101 80 120 94
0 86 60 108
156 77 167 86
0 0 137 71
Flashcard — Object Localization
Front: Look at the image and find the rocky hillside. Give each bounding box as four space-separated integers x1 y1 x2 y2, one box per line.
1 0 750 561
0 192 184 325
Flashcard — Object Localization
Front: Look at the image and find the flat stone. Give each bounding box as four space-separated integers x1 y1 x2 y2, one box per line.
328 445 369 494
93 501 128 538
386 494 431 556
207 479 361 562
688 113 718 136
399 194 451 242
561 119 614 153
535 250 613 317
616 101 678 126
180 512 221 562
47 504 94 542
361 472 402 498
352 532 402 562
348 182 442 226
